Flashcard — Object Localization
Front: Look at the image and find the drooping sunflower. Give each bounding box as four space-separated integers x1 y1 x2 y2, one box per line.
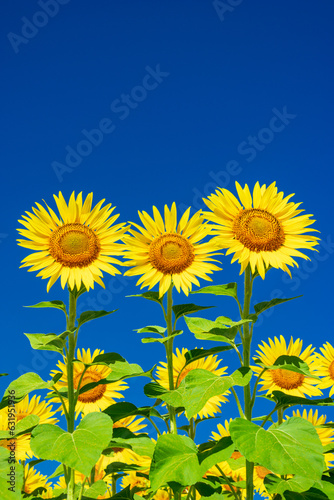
49 348 128 417
23 465 52 494
203 181 319 279
314 342 334 396
17 191 127 291
123 203 222 297
156 348 229 418
286 409 334 468
252 336 322 397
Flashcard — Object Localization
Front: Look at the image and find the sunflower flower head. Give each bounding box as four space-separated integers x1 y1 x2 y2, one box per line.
252 335 322 398
49 348 128 417
123 203 222 297
203 181 319 279
17 191 127 291
156 347 229 418
314 342 334 396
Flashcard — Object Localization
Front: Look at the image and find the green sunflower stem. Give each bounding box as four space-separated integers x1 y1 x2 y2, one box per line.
241 266 254 500
66 288 78 500
165 284 178 435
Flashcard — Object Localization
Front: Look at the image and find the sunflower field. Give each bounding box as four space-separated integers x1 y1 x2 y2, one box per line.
1 182 333 500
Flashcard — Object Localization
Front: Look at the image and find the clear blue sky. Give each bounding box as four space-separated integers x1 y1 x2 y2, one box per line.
1 0 334 494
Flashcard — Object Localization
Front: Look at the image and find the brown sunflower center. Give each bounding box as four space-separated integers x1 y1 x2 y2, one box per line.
233 209 285 252
49 223 100 267
328 361 334 381
149 233 195 274
271 368 305 390
74 370 106 403
256 466 271 479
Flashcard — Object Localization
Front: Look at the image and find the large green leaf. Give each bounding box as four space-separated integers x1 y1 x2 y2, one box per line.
253 296 302 315
185 316 249 344
103 402 161 422
24 331 70 353
172 304 214 321
0 415 39 439
30 412 113 476
229 417 324 480
0 449 24 500
198 437 234 476
25 300 67 315
0 372 59 409
149 434 202 490
264 474 315 495
191 283 238 300
77 309 117 328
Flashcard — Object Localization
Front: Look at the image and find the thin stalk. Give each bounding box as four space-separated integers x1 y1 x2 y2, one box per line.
66 289 78 500
215 464 239 500
146 416 162 437
165 284 178 435
241 266 254 500
250 368 267 410
260 408 277 428
112 474 117 496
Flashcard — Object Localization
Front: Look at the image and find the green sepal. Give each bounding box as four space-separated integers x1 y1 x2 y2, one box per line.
172 303 214 321
191 283 238 300
253 296 302 315
77 309 117 327
25 300 67 315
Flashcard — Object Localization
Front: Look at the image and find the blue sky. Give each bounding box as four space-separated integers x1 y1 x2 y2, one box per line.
1 0 334 494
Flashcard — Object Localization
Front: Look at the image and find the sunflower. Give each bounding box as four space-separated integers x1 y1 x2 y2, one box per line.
123 203 222 297
49 348 128 417
286 409 334 468
17 191 127 291
203 181 319 279
0 413 32 461
252 336 322 397
23 464 52 494
314 342 334 396
120 472 150 496
156 347 229 418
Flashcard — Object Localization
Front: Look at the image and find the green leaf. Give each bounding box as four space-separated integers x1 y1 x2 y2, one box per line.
82 480 107 498
229 417 324 480
0 414 39 439
181 367 252 419
89 353 154 381
24 331 71 353
172 304 214 321
0 372 57 409
30 412 113 476
0 454 24 500
198 436 234 476
184 346 235 366
149 434 202 490
104 462 141 475
25 300 67 315
264 474 315 495
48 464 64 479
191 283 238 300
77 309 117 328
103 402 161 422
141 331 182 344
257 355 320 380
270 391 334 410
127 292 163 306
106 431 155 458
253 296 302 315
185 316 248 344
134 326 166 336
284 488 334 499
